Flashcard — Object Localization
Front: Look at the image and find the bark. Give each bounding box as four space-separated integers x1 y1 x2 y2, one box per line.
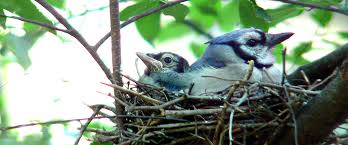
109 0 125 132
272 59 348 145
287 43 348 86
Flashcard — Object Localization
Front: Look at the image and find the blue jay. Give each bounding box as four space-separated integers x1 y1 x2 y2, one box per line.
189 28 294 95
136 52 192 92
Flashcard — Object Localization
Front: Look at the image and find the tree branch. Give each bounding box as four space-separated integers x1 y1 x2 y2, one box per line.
109 0 125 136
0 14 71 33
272 0 348 16
272 58 348 145
74 106 102 145
287 43 348 86
34 0 114 84
93 0 189 51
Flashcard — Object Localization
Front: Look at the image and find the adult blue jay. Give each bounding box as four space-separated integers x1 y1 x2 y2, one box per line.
189 28 293 95
136 52 192 92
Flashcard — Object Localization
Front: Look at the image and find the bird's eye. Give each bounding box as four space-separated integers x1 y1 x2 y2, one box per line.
246 39 258 47
163 57 172 64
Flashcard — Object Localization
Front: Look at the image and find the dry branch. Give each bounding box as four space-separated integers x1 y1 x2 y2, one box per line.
272 58 348 145
272 0 348 16
288 43 348 86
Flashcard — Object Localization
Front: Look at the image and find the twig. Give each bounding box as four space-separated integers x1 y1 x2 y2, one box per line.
126 96 184 111
214 60 254 145
300 70 311 85
0 115 187 131
132 120 217 129
282 86 299 145
87 104 117 115
101 82 162 105
164 108 235 116
93 0 189 51
74 106 102 145
80 128 117 136
201 76 320 95
271 59 348 144
228 92 249 145
272 0 348 16
0 14 70 33
34 0 114 84
309 69 336 90
97 91 129 107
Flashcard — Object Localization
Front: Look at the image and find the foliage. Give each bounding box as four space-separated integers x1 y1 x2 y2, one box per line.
0 0 345 68
0 0 65 68
119 0 347 66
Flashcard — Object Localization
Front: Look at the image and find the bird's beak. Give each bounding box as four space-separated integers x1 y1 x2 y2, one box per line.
266 32 294 48
136 52 163 72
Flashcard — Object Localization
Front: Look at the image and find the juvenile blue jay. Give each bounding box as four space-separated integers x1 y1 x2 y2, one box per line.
189 28 293 95
136 52 192 92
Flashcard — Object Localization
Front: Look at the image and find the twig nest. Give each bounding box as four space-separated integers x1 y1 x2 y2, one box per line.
99 81 317 145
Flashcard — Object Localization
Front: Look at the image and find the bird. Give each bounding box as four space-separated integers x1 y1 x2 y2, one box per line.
136 52 192 92
189 28 294 95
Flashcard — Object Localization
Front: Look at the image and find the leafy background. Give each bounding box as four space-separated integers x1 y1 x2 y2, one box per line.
0 0 347 144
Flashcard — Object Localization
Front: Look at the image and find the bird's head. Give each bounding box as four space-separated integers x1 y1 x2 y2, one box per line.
136 52 190 75
204 28 294 68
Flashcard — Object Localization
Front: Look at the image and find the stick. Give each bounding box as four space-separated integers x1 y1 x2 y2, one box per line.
101 82 162 105
74 106 102 145
0 14 70 33
214 60 254 145
272 0 348 16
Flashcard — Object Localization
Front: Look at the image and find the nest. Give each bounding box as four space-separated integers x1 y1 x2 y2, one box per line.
91 77 321 145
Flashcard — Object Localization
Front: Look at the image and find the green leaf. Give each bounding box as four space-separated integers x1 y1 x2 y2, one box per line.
4 32 45 69
0 0 54 33
311 9 332 27
339 32 348 38
217 0 240 31
190 42 206 58
156 22 191 43
47 0 66 9
120 0 160 21
188 0 220 29
267 5 304 26
0 9 6 28
163 4 189 21
288 42 312 65
250 0 271 22
190 0 221 15
293 42 312 56
135 11 161 43
239 0 269 31
5 34 32 69
189 6 216 29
